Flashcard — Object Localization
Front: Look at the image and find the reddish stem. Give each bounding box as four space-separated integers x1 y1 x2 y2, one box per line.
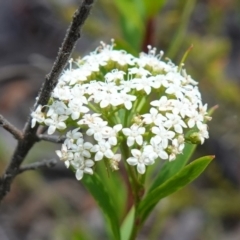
141 17 155 52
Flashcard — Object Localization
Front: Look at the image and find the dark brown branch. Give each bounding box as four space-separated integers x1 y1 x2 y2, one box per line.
0 0 95 202
34 0 94 111
38 134 66 144
0 115 23 140
18 159 58 174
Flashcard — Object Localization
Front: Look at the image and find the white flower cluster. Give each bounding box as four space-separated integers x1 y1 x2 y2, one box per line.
31 41 211 179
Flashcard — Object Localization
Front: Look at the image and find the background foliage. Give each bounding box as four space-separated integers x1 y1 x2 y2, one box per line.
0 0 240 239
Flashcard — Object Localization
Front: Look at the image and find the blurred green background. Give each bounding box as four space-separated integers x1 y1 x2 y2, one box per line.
0 0 240 239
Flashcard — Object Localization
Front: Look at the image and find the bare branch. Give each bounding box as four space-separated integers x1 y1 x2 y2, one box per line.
0 0 95 202
33 0 95 111
18 159 58 174
37 126 48 135
0 115 23 140
38 134 66 144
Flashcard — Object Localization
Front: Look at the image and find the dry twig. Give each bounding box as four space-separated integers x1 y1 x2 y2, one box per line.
0 0 95 202
0 115 23 140
18 159 58 174
38 134 66 144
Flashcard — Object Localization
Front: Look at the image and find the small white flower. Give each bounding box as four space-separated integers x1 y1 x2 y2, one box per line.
71 138 93 159
86 121 108 141
52 84 71 100
109 50 135 66
142 108 166 125
84 81 102 96
105 70 125 82
58 69 72 83
68 99 89 120
181 69 198 85
127 149 154 174
118 92 136 110
185 86 201 103
152 75 170 89
102 82 119 94
56 144 74 162
168 141 182 161
119 79 136 93
197 124 209 144
170 99 191 118
98 92 120 108
137 47 171 73
144 137 168 160
168 145 182 161
47 101 70 117
101 124 122 145
91 140 114 161
172 135 185 152
77 113 103 125
186 110 204 129
109 154 121 171
45 114 68 134
128 67 150 77
151 96 173 112
66 128 82 140
151 125 175 149
69 68 90 85
133 76 152 95
63 128 83 148
122 124 145 147
199 103 208 116
75 159 95 180
31 105 45 128
70 84 88 104
163 112 187 134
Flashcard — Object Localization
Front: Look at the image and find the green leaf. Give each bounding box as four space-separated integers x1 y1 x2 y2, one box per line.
139 155 214 222
149 143 196 193
113 0 145 30
120 207 135 240
114 38 139 56
119 15 142 52
82 174 121 240
96 160 127 222
113 0 145 51
143 0 166 18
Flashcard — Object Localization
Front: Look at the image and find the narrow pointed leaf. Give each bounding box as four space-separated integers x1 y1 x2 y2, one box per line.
82 174 120 240
120 207 135 240
149 143 196 192
96 160 127 221
113 0 145 31
113 0 145 51
139 155 214 222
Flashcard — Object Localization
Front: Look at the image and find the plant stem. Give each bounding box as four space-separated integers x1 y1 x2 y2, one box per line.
128 177 145 240
120 141 145 240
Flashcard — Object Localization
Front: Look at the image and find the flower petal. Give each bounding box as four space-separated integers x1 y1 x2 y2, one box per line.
76 169 83 180
127 157 138 166
137 163 146 174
